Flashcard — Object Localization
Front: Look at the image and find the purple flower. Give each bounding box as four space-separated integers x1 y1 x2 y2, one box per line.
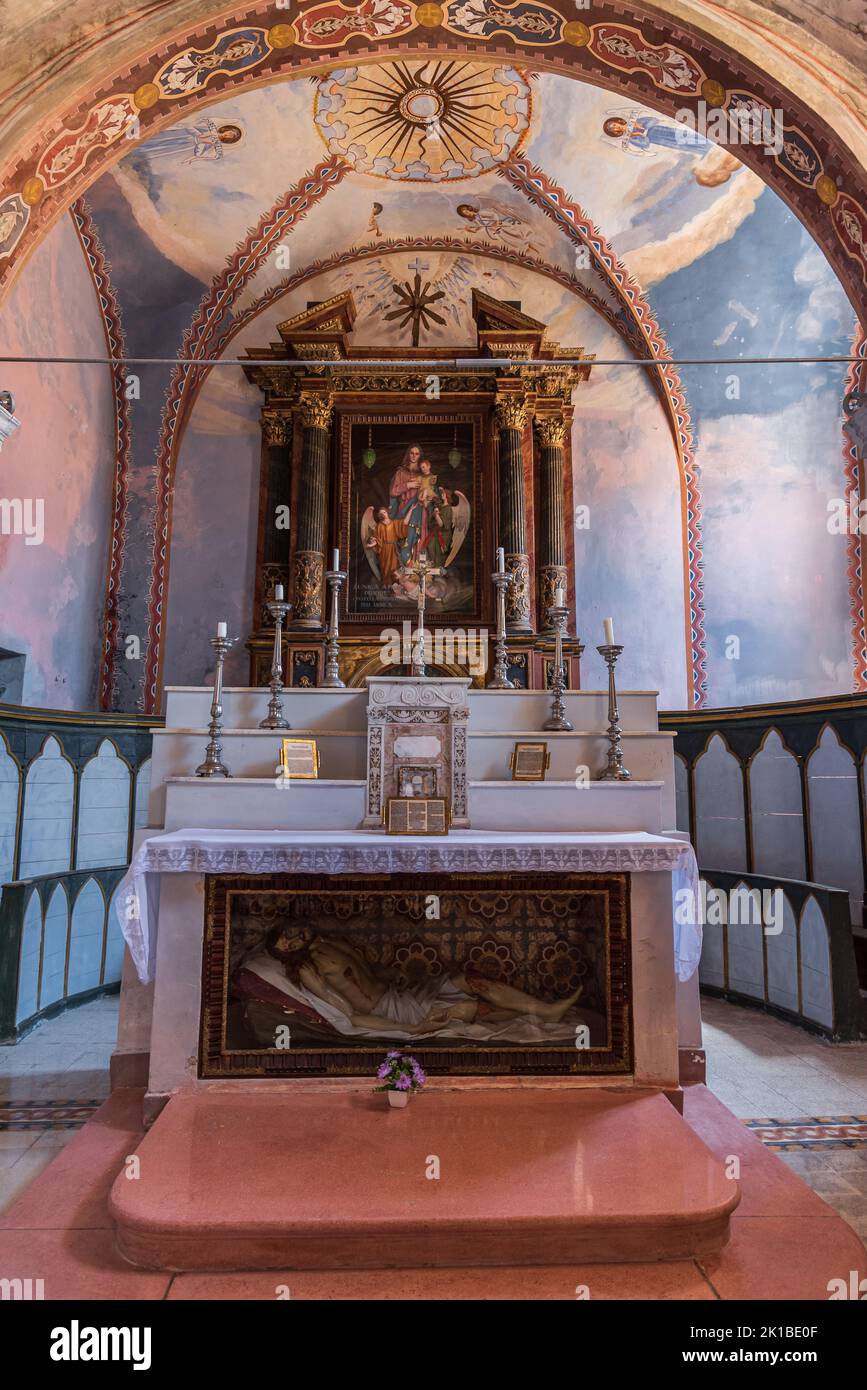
386 1050 402 1060
394 1074 411 1090
376 1063 390 1080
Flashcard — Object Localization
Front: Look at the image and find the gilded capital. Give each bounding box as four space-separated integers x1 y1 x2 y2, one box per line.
261 409 292 447
534 414 567 448
494 394 529 432
299 392 334 431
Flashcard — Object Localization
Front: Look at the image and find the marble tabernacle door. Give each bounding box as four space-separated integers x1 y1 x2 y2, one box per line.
199 873 631 1077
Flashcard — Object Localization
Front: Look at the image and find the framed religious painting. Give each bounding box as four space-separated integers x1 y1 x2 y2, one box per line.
338 414 482 625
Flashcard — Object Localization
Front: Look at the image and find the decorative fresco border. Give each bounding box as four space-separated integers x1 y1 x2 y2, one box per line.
1 2 865 319
844 323 867 693
70 198 131 713
501 156 707 707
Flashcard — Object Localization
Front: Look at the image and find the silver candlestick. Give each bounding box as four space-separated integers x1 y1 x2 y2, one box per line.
597 644 631 780
259 594 292 729
543 604 574 731
322 566 347 687
488 569 514 689
196 633 236 777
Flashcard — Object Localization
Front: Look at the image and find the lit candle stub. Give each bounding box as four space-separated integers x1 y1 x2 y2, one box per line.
603 617 615 646
216 621 227 638
274 584 284 601
332 549 339 571
497 547 505 574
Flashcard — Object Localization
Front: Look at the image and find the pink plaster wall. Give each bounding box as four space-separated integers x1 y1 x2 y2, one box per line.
0 214 115 709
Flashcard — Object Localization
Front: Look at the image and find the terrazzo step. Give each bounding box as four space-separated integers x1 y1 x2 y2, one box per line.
110 1088 739 1272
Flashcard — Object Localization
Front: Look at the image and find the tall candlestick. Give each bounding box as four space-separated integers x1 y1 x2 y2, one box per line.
597 642 631 780
603 616 615 647
259 591 292 729
543 604 573 731
195 632 236 777
323 559 347 687
488 565 515 689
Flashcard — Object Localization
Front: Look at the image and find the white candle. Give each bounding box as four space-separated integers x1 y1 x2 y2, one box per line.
555 585 566 606
216 621 227 638
332 549 339 571
274 584 284 601
497 547 505 574
603 617 615 646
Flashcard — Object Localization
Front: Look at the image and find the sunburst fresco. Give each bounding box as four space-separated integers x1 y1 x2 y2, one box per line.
315 60 531 181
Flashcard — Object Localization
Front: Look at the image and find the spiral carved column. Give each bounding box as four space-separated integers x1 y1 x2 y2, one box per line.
535 413 568 631
292 392 333 628
494 394 532 632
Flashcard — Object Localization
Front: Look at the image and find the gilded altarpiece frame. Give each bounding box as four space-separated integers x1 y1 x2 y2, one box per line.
199 873 632 1078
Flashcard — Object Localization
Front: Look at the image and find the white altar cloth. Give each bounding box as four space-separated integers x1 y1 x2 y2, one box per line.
116 827 701 986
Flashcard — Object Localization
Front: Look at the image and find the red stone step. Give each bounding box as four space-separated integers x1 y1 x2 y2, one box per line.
110 1087 739 1271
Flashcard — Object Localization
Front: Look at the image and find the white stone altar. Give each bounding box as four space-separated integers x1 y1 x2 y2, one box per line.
113 676 703 1112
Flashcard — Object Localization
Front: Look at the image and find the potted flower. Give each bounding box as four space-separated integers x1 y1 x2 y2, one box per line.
375 1050 426 1108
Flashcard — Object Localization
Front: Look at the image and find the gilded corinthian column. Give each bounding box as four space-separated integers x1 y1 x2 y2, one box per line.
534 412 568 629
292 391 333 628
494 393 532 632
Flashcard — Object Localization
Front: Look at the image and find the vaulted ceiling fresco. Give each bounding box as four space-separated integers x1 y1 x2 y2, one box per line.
1 42 861 713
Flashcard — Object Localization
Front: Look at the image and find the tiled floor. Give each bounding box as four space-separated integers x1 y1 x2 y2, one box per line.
1 992 865 1249
701 994 867 1246
0 995 117 1214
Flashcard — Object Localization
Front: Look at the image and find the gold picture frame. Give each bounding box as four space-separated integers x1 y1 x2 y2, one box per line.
386 797 450 835
280 737 320 779
509 740 551 781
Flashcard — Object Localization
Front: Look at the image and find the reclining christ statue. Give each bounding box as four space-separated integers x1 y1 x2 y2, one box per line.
233 928 603 1045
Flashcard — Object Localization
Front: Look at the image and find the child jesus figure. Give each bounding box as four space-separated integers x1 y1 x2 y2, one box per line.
416 458 439 506
367 508 408 588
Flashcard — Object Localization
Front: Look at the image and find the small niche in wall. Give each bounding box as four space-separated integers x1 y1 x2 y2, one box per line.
0 648 25 703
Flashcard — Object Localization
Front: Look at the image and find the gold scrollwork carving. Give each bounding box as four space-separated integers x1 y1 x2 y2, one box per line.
505 553 531 624
292 549 325 622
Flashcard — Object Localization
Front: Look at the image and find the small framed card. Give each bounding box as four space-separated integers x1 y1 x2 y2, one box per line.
509 740 550 781
386 797 450 835
280 737 320 779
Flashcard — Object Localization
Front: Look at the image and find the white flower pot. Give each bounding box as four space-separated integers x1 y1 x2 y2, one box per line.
387 1090 409 1109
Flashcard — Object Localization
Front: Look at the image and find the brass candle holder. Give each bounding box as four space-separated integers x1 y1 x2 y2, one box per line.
488 569 515 689
543 604 573 731
260 593 292 729
597 644 631 780
322 565 347 688
196 633 236 778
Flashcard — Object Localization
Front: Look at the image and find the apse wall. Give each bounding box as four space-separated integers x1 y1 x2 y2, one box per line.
0 215 115 709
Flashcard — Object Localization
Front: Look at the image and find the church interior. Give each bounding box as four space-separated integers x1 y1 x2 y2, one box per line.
1 0 867 1322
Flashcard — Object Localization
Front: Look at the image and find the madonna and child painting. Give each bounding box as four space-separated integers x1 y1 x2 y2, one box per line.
347 421 476 618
